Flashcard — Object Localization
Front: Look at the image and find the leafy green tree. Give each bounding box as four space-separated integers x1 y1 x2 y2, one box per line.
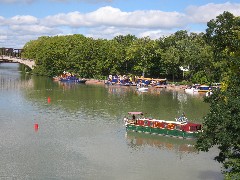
161 46 180 82
21 31 217 83
126 37 157 77
177 33 214 83
159 31 186 81
196 11 240 179
113 34 137 75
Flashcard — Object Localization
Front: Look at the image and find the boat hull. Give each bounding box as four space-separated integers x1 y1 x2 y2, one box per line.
126 124 199 139
59 79 87 83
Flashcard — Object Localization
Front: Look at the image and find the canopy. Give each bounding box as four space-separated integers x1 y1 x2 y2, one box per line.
128 112 143 115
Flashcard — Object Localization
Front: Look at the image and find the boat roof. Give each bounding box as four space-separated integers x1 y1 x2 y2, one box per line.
185 122 202 126
128 112 143 115
199 84 209 87
137 118 201 126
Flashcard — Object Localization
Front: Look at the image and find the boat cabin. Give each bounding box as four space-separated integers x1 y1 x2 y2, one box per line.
181 123 202 132
125 112 202 139
197 85 211 92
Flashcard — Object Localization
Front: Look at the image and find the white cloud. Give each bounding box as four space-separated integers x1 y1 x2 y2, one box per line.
10 25 59 35
86 26 131 39
42 11 89 27
42 6 186 29
10 15 38 25
0 16 6 26
0 35 8 42
1 3 240 48
186 2 240 23
139 30 172 39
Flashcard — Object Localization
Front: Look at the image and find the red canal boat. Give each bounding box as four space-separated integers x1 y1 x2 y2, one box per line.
124 112 202 139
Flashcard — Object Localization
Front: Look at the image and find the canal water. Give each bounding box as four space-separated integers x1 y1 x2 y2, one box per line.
0 63 223 180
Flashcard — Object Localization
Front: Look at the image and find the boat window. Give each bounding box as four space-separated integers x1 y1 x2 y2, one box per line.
176 125 181 130
144 121 148 126
150 122 153 126
196 125 202 130
190 126 196 131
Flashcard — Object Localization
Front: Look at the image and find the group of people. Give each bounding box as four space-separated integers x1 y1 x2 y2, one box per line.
106 74 167 87
176 113 188 122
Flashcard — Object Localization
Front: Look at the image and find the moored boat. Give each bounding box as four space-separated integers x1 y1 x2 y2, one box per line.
59 76 87 83
53 71 87 83
124 112 202 139
185 87 198 94
136 86 148 92
197 85 211 92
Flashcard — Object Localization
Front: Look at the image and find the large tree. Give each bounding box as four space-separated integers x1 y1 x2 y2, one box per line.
196 11 240 179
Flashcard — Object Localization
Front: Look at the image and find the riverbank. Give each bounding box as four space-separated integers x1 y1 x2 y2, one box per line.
85 79 188 91
85 79 106 85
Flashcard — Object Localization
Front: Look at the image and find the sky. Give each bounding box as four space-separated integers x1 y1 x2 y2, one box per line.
0 0 240 48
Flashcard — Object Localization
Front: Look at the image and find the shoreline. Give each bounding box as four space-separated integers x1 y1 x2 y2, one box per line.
85 79 188 92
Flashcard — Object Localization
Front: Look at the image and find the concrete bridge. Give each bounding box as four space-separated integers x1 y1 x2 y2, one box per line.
0 48 35 69
0 55 35 69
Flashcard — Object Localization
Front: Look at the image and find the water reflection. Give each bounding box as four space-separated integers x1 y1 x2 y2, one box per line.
126 131 196 154
0 63 33 90
53 80 87 90
106 85 133 96
18 71 210 123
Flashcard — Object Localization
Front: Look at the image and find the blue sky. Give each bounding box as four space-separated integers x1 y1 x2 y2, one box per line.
0 0 240 48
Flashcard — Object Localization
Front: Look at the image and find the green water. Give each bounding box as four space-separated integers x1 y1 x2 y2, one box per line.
0 63 223 180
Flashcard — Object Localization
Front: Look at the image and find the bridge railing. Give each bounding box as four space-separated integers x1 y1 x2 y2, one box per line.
0 48 23 58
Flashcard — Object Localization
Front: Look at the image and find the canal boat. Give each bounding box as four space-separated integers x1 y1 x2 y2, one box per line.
124 112 202 139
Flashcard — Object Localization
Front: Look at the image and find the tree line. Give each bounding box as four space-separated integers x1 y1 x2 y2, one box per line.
22 27 214 84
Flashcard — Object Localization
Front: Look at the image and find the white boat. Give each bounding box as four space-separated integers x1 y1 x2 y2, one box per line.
137 87 148 92
184 86 199 94
185 87 198 94
136 83 148 92
185 84 210 94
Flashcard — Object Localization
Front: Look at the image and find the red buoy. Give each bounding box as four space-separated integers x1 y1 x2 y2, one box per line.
47 97 51 103
34 123 39 132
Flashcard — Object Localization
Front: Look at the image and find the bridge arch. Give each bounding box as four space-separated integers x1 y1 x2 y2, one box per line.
0 48 35 69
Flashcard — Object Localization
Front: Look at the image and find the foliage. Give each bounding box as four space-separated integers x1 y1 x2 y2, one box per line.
196 11 240 179
22 32 213 82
